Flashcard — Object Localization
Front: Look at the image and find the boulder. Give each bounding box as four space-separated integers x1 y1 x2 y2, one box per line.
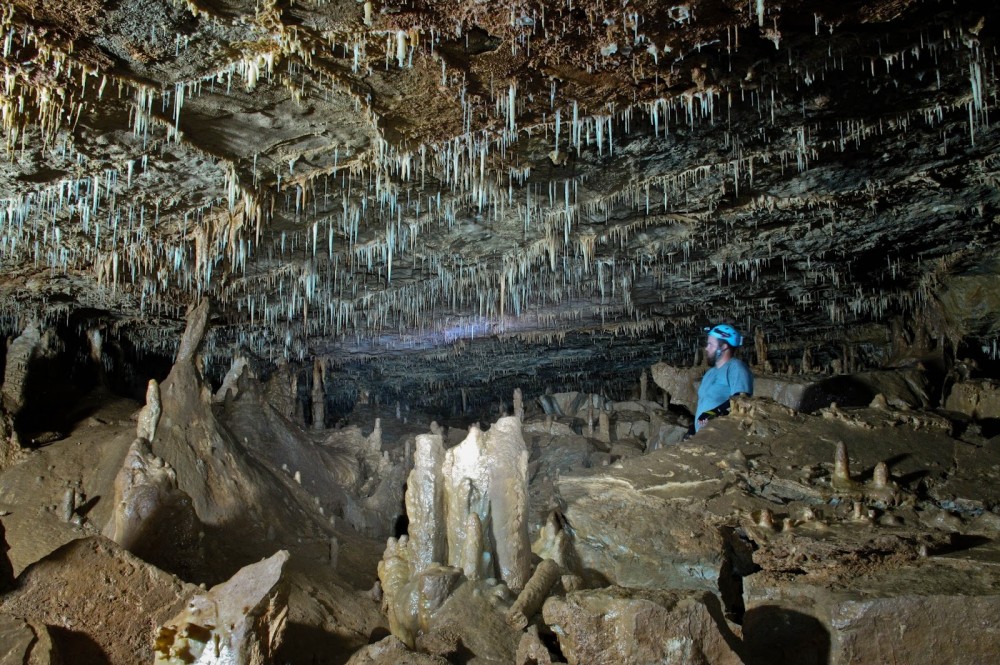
945 379 1000 420
542 586 742 665
753 366 933 413
649 364 703 411
154 550 290 665
743 557 1000 665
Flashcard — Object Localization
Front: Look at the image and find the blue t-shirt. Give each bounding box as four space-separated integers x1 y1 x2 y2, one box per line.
695 358 753 430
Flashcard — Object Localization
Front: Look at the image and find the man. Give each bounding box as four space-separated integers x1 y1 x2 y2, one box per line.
694 324 754 432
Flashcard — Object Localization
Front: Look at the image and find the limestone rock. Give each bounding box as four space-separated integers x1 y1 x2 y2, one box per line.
136 379 162 442
0 521 12 593
927 436 1000 511
542 586 742 665
743 557 1000 665
213 357 250 404
154 550 290 665
102 437 203 576
515 625 554 665
555 459 727 590
945 379 1000 420
0 537 194 665
0 408 22 473
649 364 704 412
1 323 42 414
104 437 182 547
415 580 521 663
345 635 449 665
441 417 531 591
404 434 447 573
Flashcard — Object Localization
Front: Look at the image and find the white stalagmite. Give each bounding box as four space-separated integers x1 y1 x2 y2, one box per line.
403 433 447 572
460 511 487 580
378 415 533 646
442 416 532 592
136 379 161 442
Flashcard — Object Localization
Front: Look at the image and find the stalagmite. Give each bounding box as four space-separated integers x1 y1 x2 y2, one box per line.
586 399 595 437
867 460 899 506
505 559 561 630
136 379 161 442
174 299 210 365
59 487 75 522
404 433 447 572
1 321 42 414
442 417 532 592
754 327 768 368
214 357 249 403
312 357 325 430
459 511 487 580
832 441 858 492
86 326 107 387
103 437 189 551
640 370 648 402
329 536 339 569
513 387 524 421
368 418 382 452
598 410 610 444
872 461 891 488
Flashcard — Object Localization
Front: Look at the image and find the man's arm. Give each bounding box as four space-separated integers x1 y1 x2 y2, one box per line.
696 398 733 427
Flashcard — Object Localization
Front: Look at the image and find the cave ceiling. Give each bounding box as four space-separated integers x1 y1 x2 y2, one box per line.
2 0 1000 408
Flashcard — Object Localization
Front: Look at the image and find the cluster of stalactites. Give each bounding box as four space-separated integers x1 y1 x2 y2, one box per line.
1 3 994 367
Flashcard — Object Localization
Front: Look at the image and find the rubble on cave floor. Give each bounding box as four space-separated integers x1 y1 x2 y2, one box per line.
2 348 1000 663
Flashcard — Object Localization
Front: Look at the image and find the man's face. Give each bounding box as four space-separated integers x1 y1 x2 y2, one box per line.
705 335 721 365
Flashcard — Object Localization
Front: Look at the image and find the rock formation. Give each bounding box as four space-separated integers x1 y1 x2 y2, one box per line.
2 0 1000 662
154 550 290 665
102 436 201 575
0 538 195 665
379 415 536 650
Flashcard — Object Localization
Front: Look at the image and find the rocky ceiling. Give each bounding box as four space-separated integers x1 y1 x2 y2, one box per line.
2 0 999 411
